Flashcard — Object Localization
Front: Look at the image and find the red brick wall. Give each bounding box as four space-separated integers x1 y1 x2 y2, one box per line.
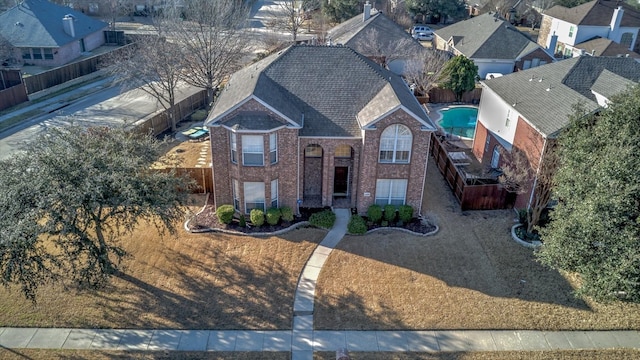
358 110 431 215
511 116 546 209
514 48 555 72
471 120 490 164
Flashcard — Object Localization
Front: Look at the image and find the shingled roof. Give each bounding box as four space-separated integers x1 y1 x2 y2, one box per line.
0 0 107 48
544 0 640 27
434 12 545 60
483 56 640 137
574 37 640 58
327 10 423 57
206 45 433 137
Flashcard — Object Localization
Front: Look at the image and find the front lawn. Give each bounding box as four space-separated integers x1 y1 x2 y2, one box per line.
0 195 326 329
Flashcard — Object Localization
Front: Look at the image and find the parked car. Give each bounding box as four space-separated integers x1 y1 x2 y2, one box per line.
413 32 433 41
411 25 433 35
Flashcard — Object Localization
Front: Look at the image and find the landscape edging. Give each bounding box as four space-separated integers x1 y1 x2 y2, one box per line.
511 224 542 249
348 224 439 237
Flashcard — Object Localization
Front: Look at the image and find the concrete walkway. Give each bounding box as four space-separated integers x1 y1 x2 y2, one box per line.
1 208 639 356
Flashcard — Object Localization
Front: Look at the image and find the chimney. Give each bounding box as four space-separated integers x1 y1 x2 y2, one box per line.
62 14 75 38
363 1 371 22
610 6 624 33
547 32 558 56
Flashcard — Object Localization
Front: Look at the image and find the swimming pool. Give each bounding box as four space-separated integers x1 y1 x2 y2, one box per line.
437 106 478 139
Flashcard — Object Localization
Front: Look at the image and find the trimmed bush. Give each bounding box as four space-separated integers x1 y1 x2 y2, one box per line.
266 207 281 226
309 210 336 229
383 204 396 222
250 209 265 227
399 205 414 223
239 215 246 227
216 204 235 224
347 215 367 234
280 206 294 222
367 204 383 223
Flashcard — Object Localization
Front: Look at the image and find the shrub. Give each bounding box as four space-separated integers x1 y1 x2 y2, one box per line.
216 204 235 224
518 209 528 225
309 209 336 229
239 215 246 227
398 205 413 223
381 220 389 227
383 204 396 222
190 109 208 122
250 209 265 227
280 206 294 222
367 204 383 223
348 215 367 234
266 207 281 226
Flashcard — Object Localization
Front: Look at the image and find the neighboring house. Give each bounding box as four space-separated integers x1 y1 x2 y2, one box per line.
205 45 436 215
433 12 554 79
538 0 640 58
326 1 424 75
472 56 640 209
0 0 108 67
574 37 640 59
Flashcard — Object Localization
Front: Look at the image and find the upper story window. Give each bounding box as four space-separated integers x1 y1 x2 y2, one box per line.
242 135 264 166
230 132 237 163
379 124 412 163
270 132 277 164
569 26 575 38
621 32 634 49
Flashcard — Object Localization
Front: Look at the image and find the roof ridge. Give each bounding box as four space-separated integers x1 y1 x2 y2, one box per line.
345 44 393 84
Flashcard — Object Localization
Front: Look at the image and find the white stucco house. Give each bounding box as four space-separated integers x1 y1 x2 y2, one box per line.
537 0 640 58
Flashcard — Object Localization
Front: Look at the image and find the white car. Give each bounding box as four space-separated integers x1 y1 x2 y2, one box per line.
411 25 433 35
413 32 433 41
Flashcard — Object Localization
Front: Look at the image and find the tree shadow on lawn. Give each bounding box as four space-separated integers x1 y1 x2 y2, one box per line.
91 244 299 329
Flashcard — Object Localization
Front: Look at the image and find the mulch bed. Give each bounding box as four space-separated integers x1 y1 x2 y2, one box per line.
188 196 436 235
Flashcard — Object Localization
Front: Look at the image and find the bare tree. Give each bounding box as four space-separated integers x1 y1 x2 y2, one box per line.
109 35 185 132
350 28 423 69
159 0 251 109
404 48 452 96
0 35 15 67
496 141 559 234
269 0 306 42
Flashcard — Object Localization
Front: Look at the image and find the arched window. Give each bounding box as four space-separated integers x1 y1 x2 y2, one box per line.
379 125 412 163
621 32 634 49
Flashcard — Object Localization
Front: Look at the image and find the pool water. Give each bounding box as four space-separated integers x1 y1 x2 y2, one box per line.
438 107 478 139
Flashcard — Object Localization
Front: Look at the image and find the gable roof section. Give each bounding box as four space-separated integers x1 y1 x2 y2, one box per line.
544 0 640 27
591 69 637 100
483 56 640 137
207 45 433 137
435 12 545 60
328 11 423 57
0 0 108 48
575 37 640 58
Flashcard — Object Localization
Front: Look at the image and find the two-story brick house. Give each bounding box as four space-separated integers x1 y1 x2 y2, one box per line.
205 45 436 216
472 56 640 209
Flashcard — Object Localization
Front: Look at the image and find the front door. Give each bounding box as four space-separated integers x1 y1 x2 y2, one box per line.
333 166 349 197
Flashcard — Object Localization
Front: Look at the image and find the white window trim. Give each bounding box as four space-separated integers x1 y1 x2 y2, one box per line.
379 124 412 164
270 132 277 164
230 132 237 164
242 135 264 166
271 179 278 209
232 179 240 211
244 182 265 214
375 179 408 206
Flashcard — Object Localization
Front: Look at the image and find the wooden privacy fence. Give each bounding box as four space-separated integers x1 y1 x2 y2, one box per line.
22 44 132 94
134 90 207 136
427 87 482 104
0 84 28 111
430 133 512 210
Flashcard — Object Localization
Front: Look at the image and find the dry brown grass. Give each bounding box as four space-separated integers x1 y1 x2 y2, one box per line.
314 159 640 331
314 350 640 359
154 139 211 168
0 194 325 329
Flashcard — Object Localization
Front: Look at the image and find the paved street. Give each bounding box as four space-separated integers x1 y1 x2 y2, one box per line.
0 80 201 160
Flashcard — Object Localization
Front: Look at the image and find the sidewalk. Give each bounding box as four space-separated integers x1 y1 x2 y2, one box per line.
0 327 638 352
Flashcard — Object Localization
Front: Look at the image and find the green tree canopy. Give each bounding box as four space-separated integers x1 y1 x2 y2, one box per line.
0 126 193 301
538 86 640 302
322 0 360 23
439 55 478 102
405 0 466 22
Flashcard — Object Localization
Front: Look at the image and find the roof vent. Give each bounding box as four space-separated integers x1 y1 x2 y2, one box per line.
538 77 543 82
15 21 22 27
